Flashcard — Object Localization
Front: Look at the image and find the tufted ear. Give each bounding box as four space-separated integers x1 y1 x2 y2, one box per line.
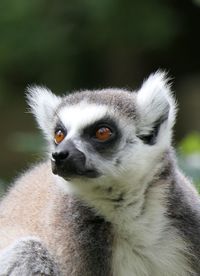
26 86 62 138
136 71 177 145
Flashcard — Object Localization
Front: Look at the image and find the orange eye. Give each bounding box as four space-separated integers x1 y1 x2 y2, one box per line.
54 130 65 144
95 127 112 141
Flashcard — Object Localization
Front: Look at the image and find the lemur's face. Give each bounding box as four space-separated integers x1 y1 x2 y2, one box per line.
27 72 176 184
51 100 133 180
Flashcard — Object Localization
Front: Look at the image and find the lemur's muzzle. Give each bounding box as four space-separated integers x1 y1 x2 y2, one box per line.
51 141 98 179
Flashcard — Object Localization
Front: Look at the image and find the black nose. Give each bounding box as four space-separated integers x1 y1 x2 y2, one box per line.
52 151 69 163
51 143 87 177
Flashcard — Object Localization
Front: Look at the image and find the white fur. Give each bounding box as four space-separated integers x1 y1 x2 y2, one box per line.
136 72 177 147
27 86 61 139
110 184 190 276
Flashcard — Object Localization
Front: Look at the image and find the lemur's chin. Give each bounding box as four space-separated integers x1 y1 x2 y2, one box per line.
57 170 100 181
51 160 99 180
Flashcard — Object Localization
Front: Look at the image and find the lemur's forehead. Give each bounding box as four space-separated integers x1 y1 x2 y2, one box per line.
60 89 137 120
58 102 110 133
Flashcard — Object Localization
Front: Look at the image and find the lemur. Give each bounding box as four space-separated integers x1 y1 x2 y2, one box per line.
0 72 200 276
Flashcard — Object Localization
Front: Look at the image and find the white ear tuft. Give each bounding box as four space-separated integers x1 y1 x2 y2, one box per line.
136 71 177 142
26 86 61 138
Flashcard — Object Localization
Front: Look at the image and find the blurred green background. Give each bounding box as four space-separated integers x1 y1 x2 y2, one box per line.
0 0 200 194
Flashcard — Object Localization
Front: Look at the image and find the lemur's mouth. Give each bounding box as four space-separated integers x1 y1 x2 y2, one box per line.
51 159 99 179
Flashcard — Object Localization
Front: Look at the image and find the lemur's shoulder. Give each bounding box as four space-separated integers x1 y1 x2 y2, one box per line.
0 161 113 275
0 161 54 211
0 161 57 250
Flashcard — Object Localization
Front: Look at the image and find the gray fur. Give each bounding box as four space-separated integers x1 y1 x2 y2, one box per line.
60 89 138 120
0 238 60 276
167 169 200 273
63 196 113 276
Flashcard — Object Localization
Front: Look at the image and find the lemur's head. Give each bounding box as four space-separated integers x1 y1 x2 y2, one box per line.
27 72 176 187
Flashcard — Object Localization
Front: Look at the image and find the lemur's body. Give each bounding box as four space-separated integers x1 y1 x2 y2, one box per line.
0 72 200 275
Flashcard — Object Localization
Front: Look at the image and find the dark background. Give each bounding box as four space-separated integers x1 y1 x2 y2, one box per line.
0 0 200 190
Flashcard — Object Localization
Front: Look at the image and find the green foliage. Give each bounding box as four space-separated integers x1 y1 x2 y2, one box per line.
0 179 6 196
178 132 200 192
0 0 180 93
195 181 200 193
8 132 44 153
193 0 200 6
179 132 200 155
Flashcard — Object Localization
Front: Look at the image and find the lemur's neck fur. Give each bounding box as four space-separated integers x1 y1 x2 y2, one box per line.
66 150 173 228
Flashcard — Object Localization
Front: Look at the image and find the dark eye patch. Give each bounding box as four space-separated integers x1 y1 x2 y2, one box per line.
83 117 121 153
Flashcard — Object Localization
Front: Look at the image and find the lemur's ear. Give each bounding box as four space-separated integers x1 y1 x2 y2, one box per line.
26 86 61 138
136 71 177 145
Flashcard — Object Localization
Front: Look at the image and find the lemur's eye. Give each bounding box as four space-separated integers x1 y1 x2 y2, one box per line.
54 130 65 144
95 127 112 141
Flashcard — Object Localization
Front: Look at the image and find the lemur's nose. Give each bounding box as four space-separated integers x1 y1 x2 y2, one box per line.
51 140 90 178
52 151 69 163
51 141 98 178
